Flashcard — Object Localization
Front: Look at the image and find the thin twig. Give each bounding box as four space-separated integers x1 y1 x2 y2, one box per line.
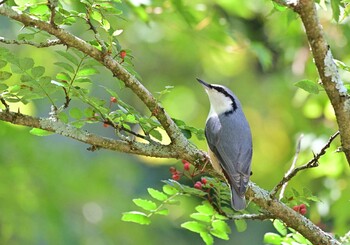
0 98 9 111
0 37 63 47
228 213 273 221
48 0 58 27
278 134 304 200
85 9 107 52
271 131 340 197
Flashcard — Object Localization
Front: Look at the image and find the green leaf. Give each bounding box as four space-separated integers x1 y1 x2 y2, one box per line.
31 66 45 78
190 213 211 223
181 221 207 234
56 72 71 81
77 67 98 76
18 57 34 70
263 232 282 244
29 128 54 136
18 33 35 40
292 232 312 244
69 108 83 120
294 80 319 94
56 51 79 66
133 198 157 211
234 219 247 232
54 62 75 74
273 219 287 236
0 60 7 69
0 71 12 81
147 188 168 201
58 111 69 123
331 0 341 22
121 211 151 225
124 114 138 124
29 4 50 16
195 201 215 215
210 220 230 240
162 185 178 195
155 209 169 216
149 129 162 141
200 232 214 245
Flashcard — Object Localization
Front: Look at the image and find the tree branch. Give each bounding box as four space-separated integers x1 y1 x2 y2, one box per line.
0 37 63 47
271 131 339 197
0 110 182 159
247 183 340 245
287 0 350 165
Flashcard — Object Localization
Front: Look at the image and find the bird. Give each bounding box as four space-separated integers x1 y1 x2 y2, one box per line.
197 78 252 211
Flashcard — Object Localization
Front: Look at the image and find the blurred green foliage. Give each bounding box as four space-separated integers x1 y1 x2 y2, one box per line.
0 0 350 244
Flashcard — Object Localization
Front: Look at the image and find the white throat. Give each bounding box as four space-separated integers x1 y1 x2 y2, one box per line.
206 89 233 117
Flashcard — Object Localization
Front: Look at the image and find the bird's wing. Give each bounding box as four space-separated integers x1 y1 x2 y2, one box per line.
205 115 252 197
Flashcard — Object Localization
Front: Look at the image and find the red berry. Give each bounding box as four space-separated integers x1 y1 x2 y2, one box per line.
300 207 307 215
181 159 189 164
120 50 127 59
201 177 207 185
299 203 306 209
292 205 300 212
110 96 117 103
299 204 307 215
184 162 190 171
103 123 109 128
194 181 202 189
169 167 177 173
172 174 180 181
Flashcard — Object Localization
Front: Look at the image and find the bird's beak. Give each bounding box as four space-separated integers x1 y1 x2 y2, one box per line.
196 78 210 88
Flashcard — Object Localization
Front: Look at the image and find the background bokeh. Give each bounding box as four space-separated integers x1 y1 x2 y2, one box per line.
0 0 349 244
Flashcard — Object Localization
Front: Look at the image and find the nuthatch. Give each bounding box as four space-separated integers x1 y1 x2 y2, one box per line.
197 78 252 211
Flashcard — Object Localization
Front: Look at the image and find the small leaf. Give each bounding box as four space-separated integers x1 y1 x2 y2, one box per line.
234 219 247 232
263 232 282 244
162 185 178 195
133 198 157 211
211 220 230 239
147 188 168 201
69 107 83 120
18 33 35 40
200 232 214 245
181 221 207 234
56 72 71 81
31 66 45 78
29 128 54 136
292 232 311 244
273 219 287 236
58 111 69 123
155 209 169 216
54 62 75 73
56 51 79 65
18 57 34 70
0 71 12 81
149 129 162 141
294 79 319 94
0 60 7 69
330 0 341 22
190 213 211 223
195 201 215 215
77 67 98 76
121 211 151 225
124 114 138 124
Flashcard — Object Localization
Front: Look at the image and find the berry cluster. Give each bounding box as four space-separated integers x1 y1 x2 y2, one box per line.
292 204 307 215
169 160 208 190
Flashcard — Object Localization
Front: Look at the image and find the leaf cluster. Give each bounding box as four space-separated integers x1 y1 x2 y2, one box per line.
264 219 311 245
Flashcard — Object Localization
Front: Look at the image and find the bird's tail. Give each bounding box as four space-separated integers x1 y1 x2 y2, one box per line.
230 187 246 211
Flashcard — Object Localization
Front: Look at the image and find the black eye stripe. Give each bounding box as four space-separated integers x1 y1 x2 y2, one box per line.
209 85 238 112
